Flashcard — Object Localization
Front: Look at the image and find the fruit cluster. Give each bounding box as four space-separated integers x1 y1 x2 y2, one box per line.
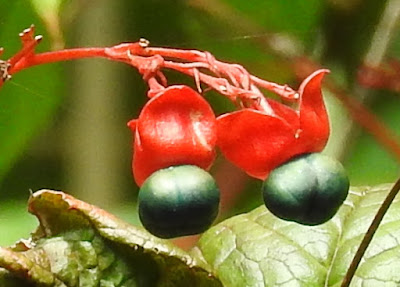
129 71 349 238
0 26 350 239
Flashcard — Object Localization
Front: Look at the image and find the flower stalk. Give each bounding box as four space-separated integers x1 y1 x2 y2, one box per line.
1 25 297 116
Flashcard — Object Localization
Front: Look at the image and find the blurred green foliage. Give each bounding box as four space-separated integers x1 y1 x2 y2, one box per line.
1 0 400 246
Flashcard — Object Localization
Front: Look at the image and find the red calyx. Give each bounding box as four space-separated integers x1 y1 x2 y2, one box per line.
128 85 217 186
216 69 330 180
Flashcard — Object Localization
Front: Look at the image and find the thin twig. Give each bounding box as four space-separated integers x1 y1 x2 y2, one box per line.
339 2 400 284
334 0 400 160
341 177 400 287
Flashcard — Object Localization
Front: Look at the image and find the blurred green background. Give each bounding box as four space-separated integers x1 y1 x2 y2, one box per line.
1 0 400 246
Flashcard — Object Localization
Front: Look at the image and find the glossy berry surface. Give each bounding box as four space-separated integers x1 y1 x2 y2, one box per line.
262 153 349 225
138 165 220 238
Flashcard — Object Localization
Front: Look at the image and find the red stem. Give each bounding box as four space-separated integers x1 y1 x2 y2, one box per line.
10 48 107 74
164 61 274 112
5 44 282 114
1 28 297 116
8 37 42 67
147 46 299 100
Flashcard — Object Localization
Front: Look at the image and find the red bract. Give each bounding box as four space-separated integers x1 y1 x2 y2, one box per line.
128 85 217 186
217 69 329 180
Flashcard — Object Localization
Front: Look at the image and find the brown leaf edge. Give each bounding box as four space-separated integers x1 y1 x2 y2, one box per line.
0 189 222 286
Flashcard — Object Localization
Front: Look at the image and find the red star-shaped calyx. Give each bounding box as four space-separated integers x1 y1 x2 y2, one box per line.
128 85 217 186
216 69 329 180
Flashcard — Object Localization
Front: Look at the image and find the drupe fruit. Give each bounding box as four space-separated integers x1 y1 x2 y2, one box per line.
138 165 220 238
262 153 349 225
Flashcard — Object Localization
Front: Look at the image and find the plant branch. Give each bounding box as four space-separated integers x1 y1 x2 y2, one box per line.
10 47 107 74
1 26 302 116
333 0 400 160
341 177 400 287
338 2 400 284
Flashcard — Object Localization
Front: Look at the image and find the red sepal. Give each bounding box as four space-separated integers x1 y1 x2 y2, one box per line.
129 85 217 186
298 69 330 151
217 69 329 180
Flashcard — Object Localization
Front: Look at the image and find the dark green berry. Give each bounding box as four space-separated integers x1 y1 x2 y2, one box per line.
138 165 220 238
262 153 349 225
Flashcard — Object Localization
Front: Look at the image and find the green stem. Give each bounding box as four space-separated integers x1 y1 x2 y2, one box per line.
341 177 400 286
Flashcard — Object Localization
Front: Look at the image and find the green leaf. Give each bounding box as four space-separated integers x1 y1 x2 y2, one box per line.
0 190 222 287
3 185 400 286
193 184 400 286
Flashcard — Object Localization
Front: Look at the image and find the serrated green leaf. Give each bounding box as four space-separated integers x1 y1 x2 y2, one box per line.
0 190 222 287
193 184 400 286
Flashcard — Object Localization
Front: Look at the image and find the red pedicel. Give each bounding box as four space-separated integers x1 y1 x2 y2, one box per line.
128 85 217 186
216 69 330 180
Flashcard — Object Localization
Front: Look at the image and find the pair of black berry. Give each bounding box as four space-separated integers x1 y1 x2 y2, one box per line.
138 153 349 238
